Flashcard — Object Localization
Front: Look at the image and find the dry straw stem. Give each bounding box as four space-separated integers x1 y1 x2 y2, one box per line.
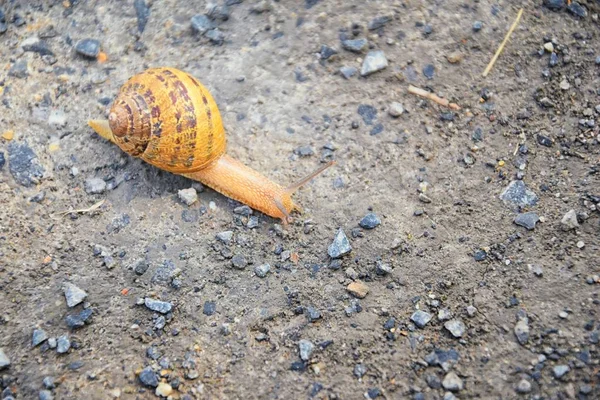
57 199 106 216
482 8 524 77
408 85 461 110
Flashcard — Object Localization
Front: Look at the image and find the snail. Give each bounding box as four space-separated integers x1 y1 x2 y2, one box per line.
88 67 334 223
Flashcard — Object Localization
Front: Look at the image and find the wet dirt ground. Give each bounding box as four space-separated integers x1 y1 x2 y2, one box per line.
0 0 599 399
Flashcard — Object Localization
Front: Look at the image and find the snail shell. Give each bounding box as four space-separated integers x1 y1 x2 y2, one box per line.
107 67 226 173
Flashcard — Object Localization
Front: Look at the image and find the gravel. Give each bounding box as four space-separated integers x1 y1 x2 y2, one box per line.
553 365 570 378
388 102 404 117
191 14 214 34
84 177 107 194
38 390 53 400
254 263 271 278
134 0 150 33
216 231 233 244
514 212 539 230
298 339 314 361
422 64 435 79
340 66 357 79
514 317 530 345
346 281 369 298
63 283 88 307
444 319 466 338
341 38 367 53
139 366 159 387
515 379 531 393
411 310 433 328
361 50 388 76
203 301 216 316
0 348 9 369
353 363 367 378
328 229 352 258
65 308 93 329
75 39 101 58
56 335 70 354
7 142 45 187
359 213 381 229
499 180 539 209
368 16 391 30
442 372 463 392
231 254 247 269
144 298 173 314
560 209 579 230
9 60 29 78
32 329 48 346
178 188 198 205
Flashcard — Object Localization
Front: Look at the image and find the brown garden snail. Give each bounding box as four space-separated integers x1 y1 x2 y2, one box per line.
88 67 334 223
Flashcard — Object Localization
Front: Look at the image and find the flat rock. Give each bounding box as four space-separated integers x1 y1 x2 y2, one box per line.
144 298 173 314
341 38 367 53
514 212 539 230
298 339 314 361
359 213 381 229
8 141 45 187
75 39 101 58
411 310 433 328
444 319 466 338
32 329 48 346
347 281 369 298
553 365 570 378
63 283 88 308
191 14 214 34
328 229 352 258
216 231 233 244
361 50 388 76
340 66 357 79
178 188 198 205
500 180 538 208
139 366 159 387
254 263 270 278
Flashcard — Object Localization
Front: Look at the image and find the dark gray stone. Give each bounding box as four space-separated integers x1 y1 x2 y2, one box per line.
203 301 216 316
151 260 176 286
65 309 93 329
21 37 54 56
422 64 435 79
514 212 539 230
206 29 225 45
553 365 570 378
359 213 381 229
341 38 367 53
411 310 432 328
368 16 391 31
231 254 247 269
500 181 538 208
567 2 587 17
254 263 270 278
32 329 48 346
320 45 338 60
75 39 101 58
357 104 377 125
134 0 150 33
8 142 45 186
139 366 159 387
340 66 357 79
514 318 529 345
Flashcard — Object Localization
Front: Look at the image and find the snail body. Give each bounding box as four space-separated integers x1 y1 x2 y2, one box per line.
88 67 333 223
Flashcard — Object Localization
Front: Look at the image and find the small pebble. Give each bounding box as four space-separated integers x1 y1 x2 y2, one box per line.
514 212 539 230
56 335 70 354
144 298 173 314
442 372 463 392
178 188 198 205
514 318 530 345
422 64 435 79
438 309 452 321
203 301 216 316
368 16 391 31
155 382 173 397
341 38 367 53
42 377 55 389
39 390 53 400
516 379 531 393
472 21 483 31
359 213 380 229
411 310 432 328
231 254 247 269
254 263 271 278
576 240 585 249
361 50 388 77
84 178 107 195
298 339 314 361
466 306 477 317
63 282 87 307
553 365 570 378
347 281 369 298
340 66 358 79
560 209 579 231
190 14 214 34
328 229 352 258
139 366 159 387
388 102 404 117
444 320 466 338
32 329 48 347
354 363 367 378
543 42 554 52
48 110 67 127
0 348 10 369
75 39 101 58
216 231 233 244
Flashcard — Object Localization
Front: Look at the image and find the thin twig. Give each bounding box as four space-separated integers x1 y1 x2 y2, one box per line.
57 199 106 216
482 8 524 77
407 85 461 110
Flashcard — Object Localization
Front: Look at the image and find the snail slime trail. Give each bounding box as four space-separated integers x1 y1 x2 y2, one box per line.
88 67 335 223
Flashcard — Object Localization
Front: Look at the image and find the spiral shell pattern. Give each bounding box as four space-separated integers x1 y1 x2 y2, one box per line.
108 67 226 173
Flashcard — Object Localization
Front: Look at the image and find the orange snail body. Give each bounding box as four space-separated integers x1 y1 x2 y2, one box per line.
88 67 334 223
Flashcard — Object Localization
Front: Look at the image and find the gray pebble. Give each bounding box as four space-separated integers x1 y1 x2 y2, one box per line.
191 15 214 35
216 231 233 244
553 365 570 378
514 318 530 345
0 348 10 369
499 181 539 209
422 64 435 79
473 21 483 31
65 308 93 329
388 102 404 117
306 306 321 322
549 52 559 67
247 216 259 228
294 145 314 157
47 337 57 348
341 38 367 53
134 259 150 275
206 29 225 45
21 37 54 56
320 45 338 60
368 16 391 31
340 66 358 79
361 50 388 76
444 320 466 338
63 283 88 308
567 1 587 17
359 213 381 229
438 309 452 321
75 39 101 58
231 254 247 269
466 305 477 317
254 263 271 278
442 372 463 392
353 363 367 378
144 298 173 314
42 376 55 389
57 335 70 354
84 177 107 194
203 301 216 316
134 0 150 33
0 152 5 170
234 205 253 216
32 329 48 347
298 339 314 361
411 310 432 328
328 229 352 258
8 142 45 187
516 379 531 393
178 188 198 205
139 366 159 387
514 212 539 230
560 209 579 231
375 262 392 275
9 60 29 78
146 346 161 360
39 390 53 400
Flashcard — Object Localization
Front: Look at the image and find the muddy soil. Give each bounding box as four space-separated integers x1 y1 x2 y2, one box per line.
0 0 599 399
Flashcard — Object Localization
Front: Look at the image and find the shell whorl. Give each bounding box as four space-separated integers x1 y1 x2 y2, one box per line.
108 67 226 173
